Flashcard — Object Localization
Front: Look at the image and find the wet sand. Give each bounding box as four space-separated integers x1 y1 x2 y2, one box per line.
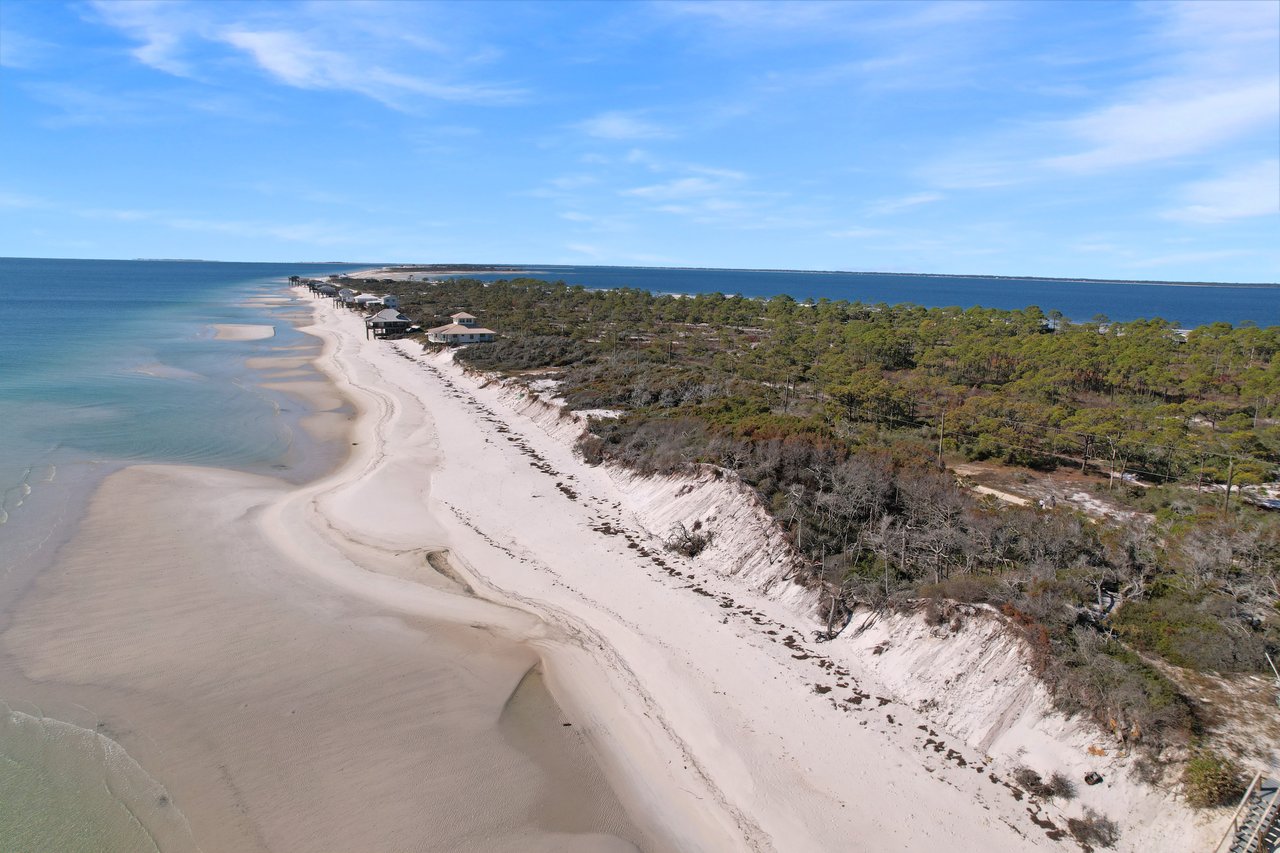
0 291 653 852
212 323 276 341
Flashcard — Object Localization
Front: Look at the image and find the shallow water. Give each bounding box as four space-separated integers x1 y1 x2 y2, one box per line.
0 259 364 524
0 704 198 853
0 258 363 852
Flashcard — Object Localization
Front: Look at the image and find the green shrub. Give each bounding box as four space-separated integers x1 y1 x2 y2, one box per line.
917 575 1006 604
1113 595 1271 673
1182 751 1246 808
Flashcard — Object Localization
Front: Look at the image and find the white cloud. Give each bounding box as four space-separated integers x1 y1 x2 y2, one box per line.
0 190 371 246
828 226 887 239
89 0 203 76
1163 160 1280 223
549 175 598 189
566 242 606 259
662 1 993 39
0 29 58 69
866 192 944 215
87 1 524 109
0 191 53 209
1047 2 1278 174
624 176 730 200
1123 249 1253 269
220 29 522 108
919 1 1279 189
1044 80 1280 174
577 111 672 140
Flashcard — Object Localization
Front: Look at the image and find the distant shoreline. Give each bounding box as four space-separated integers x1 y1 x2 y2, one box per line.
354 262 1280 289
3 256 1275 287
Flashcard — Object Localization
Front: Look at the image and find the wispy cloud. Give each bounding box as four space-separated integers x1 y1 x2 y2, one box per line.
577 111 673 140
0 190 373 246
0 191 54 209
614 160 816 230
1044 81 1279 174
623 174 740 201
88 0 205 76
22 82 168 127
221 29 522 108
920 2 1279 190
828 226 887 239
1123 249 1254 269
0 28 59 70
661 1 994 40
86 0 526 110
1162 160 1280 223
866 192 944 216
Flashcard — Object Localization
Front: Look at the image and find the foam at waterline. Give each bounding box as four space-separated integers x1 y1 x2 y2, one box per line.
0 703 200 853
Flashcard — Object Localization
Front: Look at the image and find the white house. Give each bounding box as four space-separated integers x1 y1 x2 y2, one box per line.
352 292 399 310
426 311 496 345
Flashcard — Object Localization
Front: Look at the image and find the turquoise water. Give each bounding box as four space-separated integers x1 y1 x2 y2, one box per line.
0 258 363 851
0 702 200 853
0 258 363 532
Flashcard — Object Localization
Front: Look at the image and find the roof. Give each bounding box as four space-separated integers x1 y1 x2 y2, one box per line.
450 312 476 320
424 320 494 333
368 309 410 323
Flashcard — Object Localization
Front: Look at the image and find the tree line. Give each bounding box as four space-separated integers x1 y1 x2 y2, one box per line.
361 275 1279 751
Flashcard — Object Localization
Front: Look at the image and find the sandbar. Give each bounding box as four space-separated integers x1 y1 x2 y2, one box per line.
211 323 275 341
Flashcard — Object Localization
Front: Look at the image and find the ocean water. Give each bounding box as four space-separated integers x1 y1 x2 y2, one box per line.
0 258 364 531
463 265 1280 327
0 257 362 852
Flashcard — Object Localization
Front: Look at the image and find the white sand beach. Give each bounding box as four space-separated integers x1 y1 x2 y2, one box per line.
212 323 276 341
269 290 1130 851
0 284 1220 852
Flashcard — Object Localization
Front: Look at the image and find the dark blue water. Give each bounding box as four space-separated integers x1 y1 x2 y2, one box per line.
462 265 1280 327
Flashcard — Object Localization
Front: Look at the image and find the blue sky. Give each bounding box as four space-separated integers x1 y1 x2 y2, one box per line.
2 0 1277 281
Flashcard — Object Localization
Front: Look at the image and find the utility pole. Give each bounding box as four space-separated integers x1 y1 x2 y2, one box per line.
937 410 946 468
1266 652 1280 709
1222 456 1236 516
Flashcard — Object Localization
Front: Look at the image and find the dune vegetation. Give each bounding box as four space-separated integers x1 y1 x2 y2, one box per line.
353 275 1279 753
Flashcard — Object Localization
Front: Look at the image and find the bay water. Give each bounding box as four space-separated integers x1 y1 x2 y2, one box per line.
465 264 1280 327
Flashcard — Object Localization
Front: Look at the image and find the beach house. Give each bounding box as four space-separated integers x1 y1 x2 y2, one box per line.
365 309 414 339
426 312 496 345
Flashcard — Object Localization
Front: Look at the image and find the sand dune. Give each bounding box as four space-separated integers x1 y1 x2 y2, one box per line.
280 291 1089 851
